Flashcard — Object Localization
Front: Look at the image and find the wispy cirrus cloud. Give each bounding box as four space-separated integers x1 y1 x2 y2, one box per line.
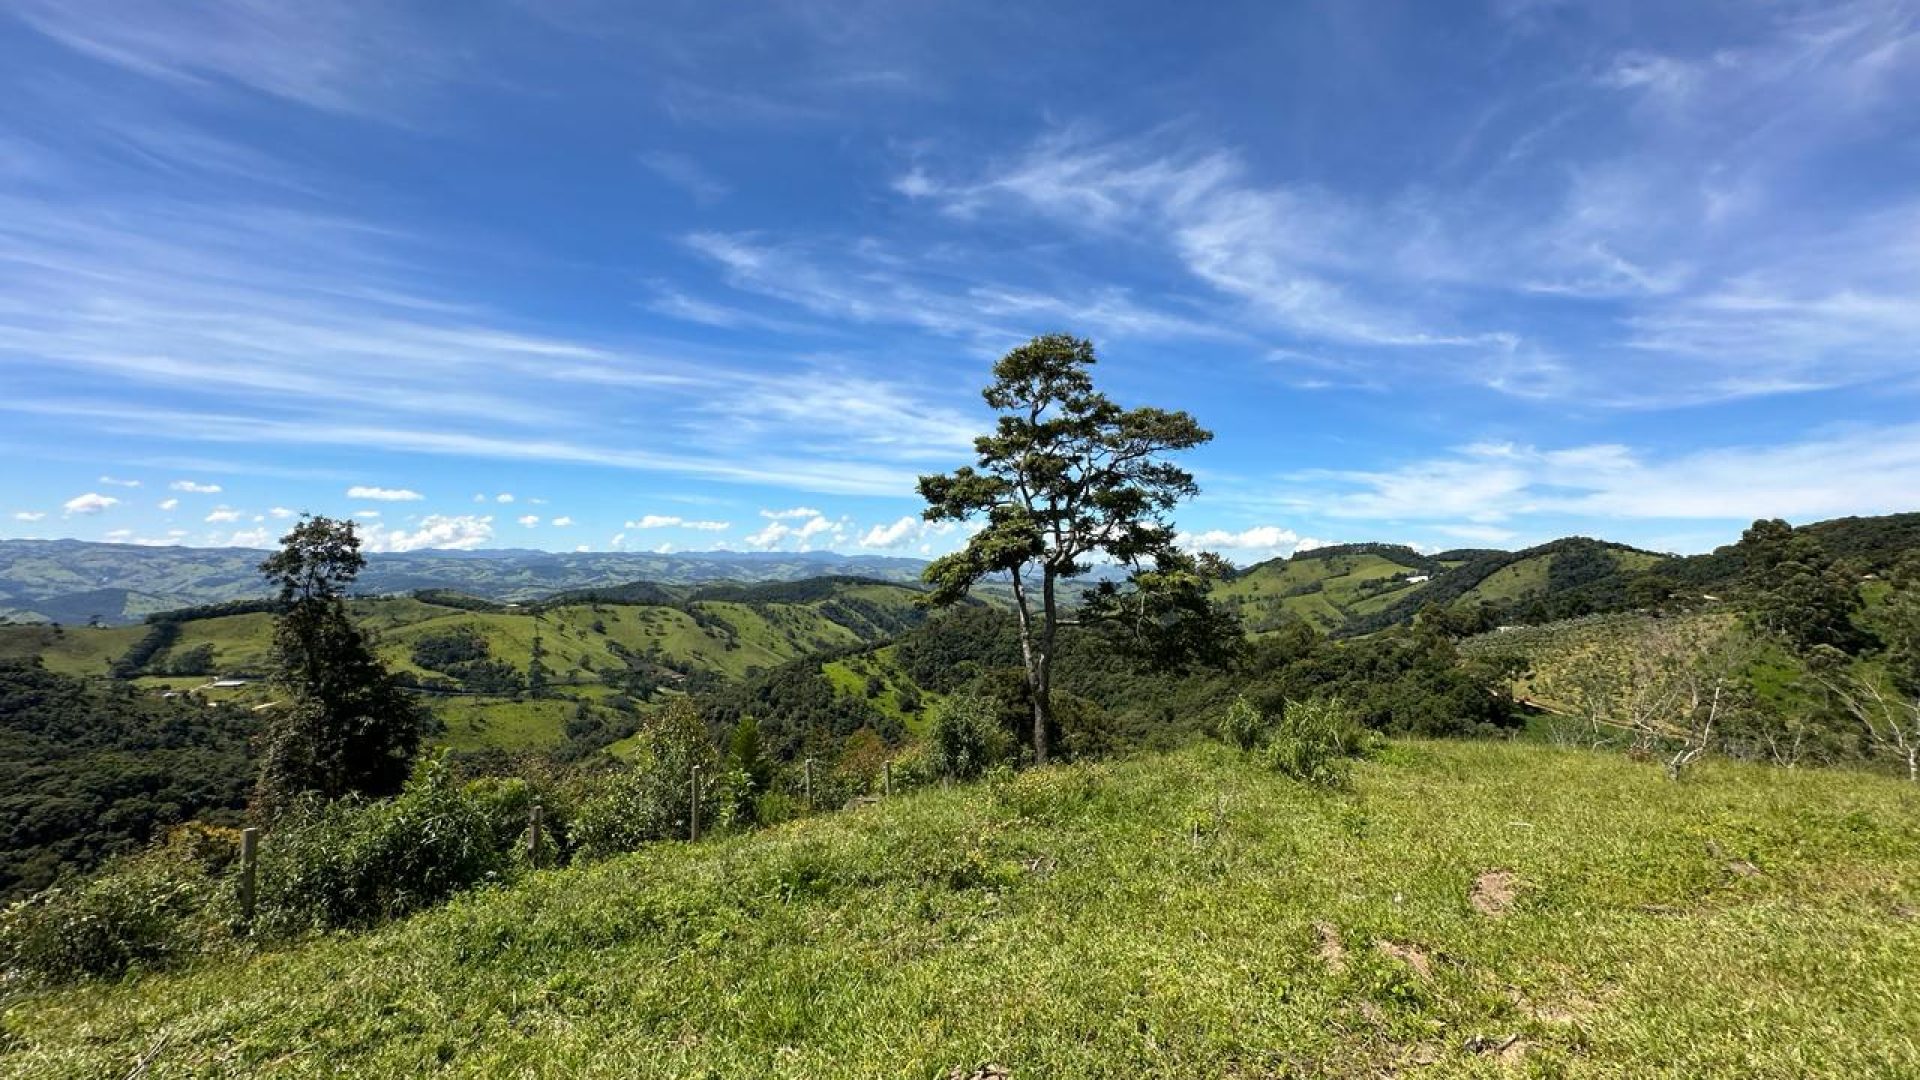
639 151 729 204
0 189 987 497
886 0 1920 409
1270 424 1920 531
683 231 1232 348
8 0 473 118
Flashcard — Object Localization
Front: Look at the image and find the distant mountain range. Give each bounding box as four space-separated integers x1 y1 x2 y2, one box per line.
0 540 930 625
8 511 1919 628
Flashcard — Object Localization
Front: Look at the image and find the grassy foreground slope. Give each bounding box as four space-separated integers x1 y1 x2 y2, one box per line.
6 743 1917 1078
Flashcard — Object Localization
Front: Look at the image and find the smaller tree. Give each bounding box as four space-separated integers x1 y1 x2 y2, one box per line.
571 698 720 857
728 715 773 795
254 516 423 820
1819 665 1918 782
927 694 1010 781
526 629 550 698
1824 564 1920 781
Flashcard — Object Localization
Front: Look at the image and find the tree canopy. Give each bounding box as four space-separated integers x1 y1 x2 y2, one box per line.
918 333 1233 764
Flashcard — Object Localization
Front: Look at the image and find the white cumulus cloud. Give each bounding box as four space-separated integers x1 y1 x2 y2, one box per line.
159 498 179 511
362 514 495 553
1180 525 1330 564
550 516 575 527
627 514 729 530
860 515 921 549
346 485 423 501
746 512 837 550
518 514 540 527
856 515 959 551
97 475 141 487
204 506 243 523
63 492 118 516
13 510 46 522
169 480 221 493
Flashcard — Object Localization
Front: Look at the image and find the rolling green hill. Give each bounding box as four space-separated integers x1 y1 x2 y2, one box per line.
1218 513 1920 642
0 578 935 754
1215 544 1437 634
4 741 1915 1077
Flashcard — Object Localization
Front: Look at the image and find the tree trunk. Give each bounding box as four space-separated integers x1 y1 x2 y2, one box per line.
1006 564 1050 766
1032 569 1058 767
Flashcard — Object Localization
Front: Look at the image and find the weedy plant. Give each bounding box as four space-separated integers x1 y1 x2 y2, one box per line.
1217 694 1370 786
1263 697 1371 786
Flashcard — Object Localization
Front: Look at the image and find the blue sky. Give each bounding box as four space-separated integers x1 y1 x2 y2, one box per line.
2 1 1917 562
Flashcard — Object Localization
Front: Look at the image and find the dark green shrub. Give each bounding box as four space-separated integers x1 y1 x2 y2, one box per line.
927 694 1010 780
255 755 510 934
0 824 238 983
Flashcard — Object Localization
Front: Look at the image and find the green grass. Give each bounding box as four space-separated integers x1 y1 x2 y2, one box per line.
0 624 144 676
5 741 1916 1077
169 612 280 674
428 696 580 751
1460 554 1552 605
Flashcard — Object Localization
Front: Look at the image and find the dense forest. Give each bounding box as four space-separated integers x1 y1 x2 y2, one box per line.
0 660 252 900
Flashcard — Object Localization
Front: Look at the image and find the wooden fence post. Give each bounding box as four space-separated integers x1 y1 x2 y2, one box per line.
528 804 545 866
884 760 893 797
804 758 814 814
239 826 258 930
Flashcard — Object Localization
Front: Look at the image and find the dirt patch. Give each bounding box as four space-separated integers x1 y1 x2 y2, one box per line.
1726 860 1762 878
948 1066 1009 1080
1471 870 1521 917
1375 940 1433 980
1315 922 1347 973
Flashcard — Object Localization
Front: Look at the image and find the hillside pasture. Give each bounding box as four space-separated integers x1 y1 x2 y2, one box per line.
3 741 1915 1077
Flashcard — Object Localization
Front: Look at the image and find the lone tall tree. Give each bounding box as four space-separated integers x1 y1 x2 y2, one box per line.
254 516 422 819
919 334 1224 765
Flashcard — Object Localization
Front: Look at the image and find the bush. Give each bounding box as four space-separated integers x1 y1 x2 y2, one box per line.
0 825 238 984
570 700 718 860
927 694 1010 780
255 755 511 934
1263 697 1370 786
1219 694 1269 751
